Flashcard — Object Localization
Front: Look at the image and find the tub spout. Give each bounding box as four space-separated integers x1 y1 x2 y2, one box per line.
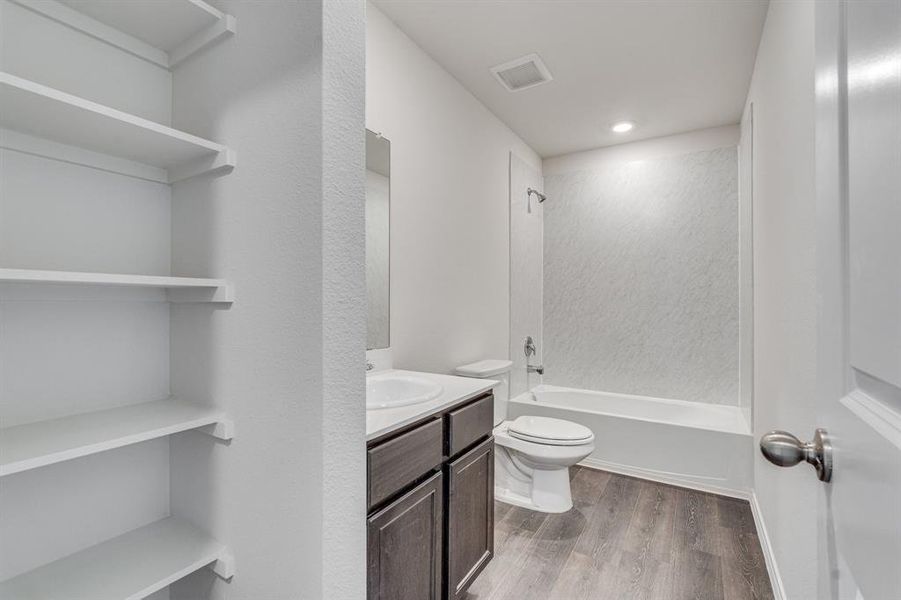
527 364 544 375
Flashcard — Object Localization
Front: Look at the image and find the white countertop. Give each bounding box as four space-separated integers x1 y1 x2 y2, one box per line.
366 369 498 441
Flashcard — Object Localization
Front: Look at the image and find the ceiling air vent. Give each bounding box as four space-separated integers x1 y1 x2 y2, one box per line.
490 53 553 92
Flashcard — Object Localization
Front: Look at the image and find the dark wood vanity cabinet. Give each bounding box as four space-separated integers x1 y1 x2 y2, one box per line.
368 417 444 509
367 393 494 600
367 473 444 600
446 437 495 599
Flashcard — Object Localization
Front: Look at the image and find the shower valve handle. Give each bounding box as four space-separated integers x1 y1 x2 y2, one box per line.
524 336 536 358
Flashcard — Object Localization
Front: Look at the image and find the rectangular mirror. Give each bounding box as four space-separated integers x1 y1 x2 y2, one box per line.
366 130 390 350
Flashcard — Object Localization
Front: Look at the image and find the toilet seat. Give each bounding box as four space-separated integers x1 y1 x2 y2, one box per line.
507 416 594 446
493 420 595 512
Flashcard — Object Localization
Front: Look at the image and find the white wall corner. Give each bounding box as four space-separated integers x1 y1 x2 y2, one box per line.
322 0 367 598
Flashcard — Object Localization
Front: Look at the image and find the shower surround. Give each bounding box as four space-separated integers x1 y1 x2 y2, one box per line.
509 153 544 399
543 147 740 405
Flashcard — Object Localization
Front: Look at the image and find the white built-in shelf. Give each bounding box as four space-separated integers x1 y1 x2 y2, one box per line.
0 72 235 183
12 0 236 69
0 268 235 303
0 516 234 599
0 399 233 477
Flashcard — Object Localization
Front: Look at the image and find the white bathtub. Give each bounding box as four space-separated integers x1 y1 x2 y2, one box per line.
508 385 753 497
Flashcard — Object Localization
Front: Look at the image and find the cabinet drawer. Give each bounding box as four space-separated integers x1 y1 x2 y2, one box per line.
446 394 493 457
368 418 443 509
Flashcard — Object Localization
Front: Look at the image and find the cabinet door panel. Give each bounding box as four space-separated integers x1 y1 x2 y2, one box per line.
367 472 443 600
447 437 494 599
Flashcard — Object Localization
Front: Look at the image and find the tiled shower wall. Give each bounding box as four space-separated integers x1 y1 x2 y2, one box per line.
543 147 740 404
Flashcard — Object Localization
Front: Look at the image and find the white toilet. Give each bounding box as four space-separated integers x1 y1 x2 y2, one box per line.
455 360 595 513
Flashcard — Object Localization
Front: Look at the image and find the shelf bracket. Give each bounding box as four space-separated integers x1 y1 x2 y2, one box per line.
211 549 236 581
197 418 234 441
166 281 235 304
168 148 237 184
169 14 237 68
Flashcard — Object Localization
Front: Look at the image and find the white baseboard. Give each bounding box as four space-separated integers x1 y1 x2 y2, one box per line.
578 457 750 500
749 492 787 600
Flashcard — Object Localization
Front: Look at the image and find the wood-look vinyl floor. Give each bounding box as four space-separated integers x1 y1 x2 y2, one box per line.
465 467 774 600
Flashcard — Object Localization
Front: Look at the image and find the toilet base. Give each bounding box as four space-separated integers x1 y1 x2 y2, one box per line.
494 445 576 513
495 472 573 513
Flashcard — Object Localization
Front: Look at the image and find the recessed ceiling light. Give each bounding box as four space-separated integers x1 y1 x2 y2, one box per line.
611 121 635 133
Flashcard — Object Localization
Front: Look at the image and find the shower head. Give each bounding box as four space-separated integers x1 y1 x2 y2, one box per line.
527 188 547 203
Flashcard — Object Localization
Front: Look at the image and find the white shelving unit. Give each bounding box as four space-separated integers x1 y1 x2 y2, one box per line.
1 399 234 477
0 517 234 600
1 0 239 595
0 268 235 303
0 73 235 183
11 0 236 69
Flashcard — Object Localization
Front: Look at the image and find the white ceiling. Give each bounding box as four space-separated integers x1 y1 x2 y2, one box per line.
371 0 769 158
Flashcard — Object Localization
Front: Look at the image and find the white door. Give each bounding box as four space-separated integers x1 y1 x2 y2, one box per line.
815 1 901 598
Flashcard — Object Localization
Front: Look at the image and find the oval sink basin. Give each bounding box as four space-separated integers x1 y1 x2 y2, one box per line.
366 373 444 409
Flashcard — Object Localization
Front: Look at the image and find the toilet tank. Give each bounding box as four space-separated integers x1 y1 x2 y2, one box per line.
455 359 513 426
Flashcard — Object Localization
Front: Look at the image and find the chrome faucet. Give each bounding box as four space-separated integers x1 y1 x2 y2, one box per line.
527 364 545 375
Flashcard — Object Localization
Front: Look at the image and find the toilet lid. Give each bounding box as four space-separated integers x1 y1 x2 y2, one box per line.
508 416 594 446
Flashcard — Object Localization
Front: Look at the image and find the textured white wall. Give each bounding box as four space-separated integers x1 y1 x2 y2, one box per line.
167 1 365 598
321 0 367 595
543 146 740 404
744 1 818 598
366 3 542 374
